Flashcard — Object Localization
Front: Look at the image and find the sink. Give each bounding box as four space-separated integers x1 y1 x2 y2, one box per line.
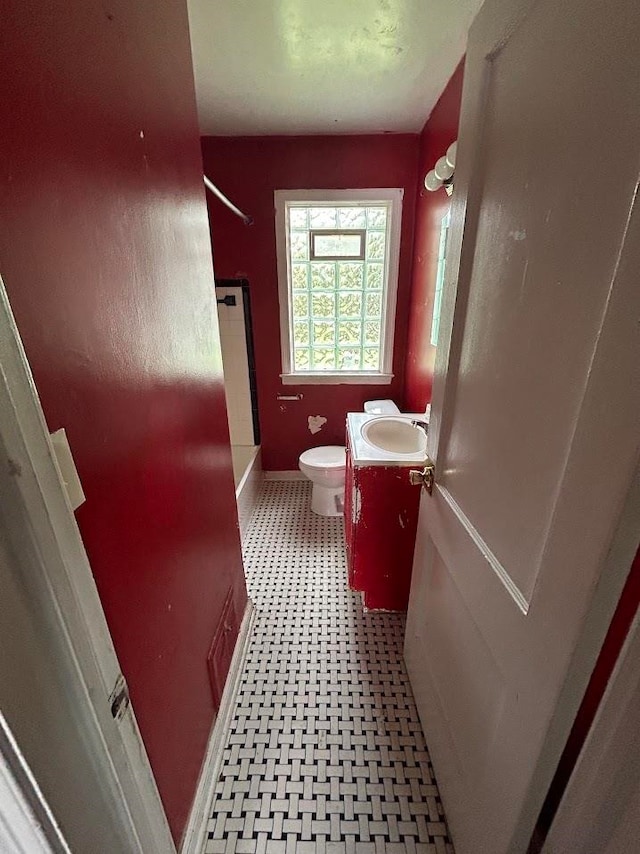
360 416 427 456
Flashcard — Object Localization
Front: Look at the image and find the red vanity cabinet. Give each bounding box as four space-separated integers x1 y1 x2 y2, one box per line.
344 430 423 611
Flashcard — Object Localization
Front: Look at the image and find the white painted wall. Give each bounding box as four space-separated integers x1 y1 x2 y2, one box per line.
216 287 255 447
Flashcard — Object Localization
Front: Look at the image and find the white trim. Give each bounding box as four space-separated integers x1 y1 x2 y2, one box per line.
280 372 393 386
0 713 71 854
234 445 261 498
0 277 174 852
0 760 58 854
236 448 263 542
180 601 255 854
274 188 403 385
437 484 529 614
264 471 307 481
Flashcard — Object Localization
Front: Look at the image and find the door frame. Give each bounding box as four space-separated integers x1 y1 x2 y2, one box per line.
0 276 175 852
0 712 71 854
542 595 640 853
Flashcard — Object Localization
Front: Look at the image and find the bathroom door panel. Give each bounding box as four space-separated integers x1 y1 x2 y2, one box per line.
404 0 640 852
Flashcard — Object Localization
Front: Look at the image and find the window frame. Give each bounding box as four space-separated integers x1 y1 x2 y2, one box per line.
275 188 403 385
308 229 366 262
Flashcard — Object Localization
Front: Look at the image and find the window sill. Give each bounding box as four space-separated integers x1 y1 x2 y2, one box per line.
280 372 394 386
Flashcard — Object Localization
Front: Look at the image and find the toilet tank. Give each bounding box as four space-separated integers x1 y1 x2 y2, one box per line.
363 399 400 415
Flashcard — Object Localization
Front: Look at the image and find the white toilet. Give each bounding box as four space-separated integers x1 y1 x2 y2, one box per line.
363 399 400 416
298 400 400 517
299 446 346 517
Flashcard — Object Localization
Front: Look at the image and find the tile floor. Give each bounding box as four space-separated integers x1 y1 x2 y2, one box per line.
204 481 453 854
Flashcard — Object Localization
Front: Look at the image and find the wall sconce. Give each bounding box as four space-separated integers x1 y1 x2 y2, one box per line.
424 141 457 196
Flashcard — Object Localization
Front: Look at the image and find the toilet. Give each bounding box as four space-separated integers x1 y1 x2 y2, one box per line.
298 400 400 517
299 446 346 517
363 399 400 416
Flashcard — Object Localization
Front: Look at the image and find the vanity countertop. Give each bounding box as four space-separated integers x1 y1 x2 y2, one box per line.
346 412 429 467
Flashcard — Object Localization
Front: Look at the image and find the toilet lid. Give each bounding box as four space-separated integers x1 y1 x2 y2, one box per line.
299 446 346 468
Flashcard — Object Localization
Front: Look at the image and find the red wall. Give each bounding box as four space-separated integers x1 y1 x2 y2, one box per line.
0 0 246 842
404 62 465 411
201 135 420 471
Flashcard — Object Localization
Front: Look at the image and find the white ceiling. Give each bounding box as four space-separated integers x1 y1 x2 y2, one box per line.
187 0 483 136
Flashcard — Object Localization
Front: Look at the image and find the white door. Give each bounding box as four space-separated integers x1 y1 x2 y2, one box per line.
543 591 640 854
404 0 640 852
0 279 175 853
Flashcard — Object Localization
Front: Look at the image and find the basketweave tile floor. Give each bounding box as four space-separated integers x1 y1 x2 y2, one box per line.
204 481 453 854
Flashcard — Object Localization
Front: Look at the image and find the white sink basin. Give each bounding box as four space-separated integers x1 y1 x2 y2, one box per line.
360 416 427 456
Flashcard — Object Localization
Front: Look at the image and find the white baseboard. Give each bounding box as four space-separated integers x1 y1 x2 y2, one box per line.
264 471 306 481
180 600 255 854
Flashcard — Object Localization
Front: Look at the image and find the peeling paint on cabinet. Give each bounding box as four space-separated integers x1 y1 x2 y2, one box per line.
344 432 422 611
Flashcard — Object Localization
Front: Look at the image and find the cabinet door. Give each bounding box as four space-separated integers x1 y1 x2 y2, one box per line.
354 466 420 610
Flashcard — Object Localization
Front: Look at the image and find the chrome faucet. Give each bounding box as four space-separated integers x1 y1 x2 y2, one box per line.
411 419 429 434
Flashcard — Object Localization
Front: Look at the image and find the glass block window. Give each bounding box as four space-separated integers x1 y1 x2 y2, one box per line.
430 210 451 347
276 190 403 383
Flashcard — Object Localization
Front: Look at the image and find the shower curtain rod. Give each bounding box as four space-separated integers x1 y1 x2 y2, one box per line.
203 175 253 225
